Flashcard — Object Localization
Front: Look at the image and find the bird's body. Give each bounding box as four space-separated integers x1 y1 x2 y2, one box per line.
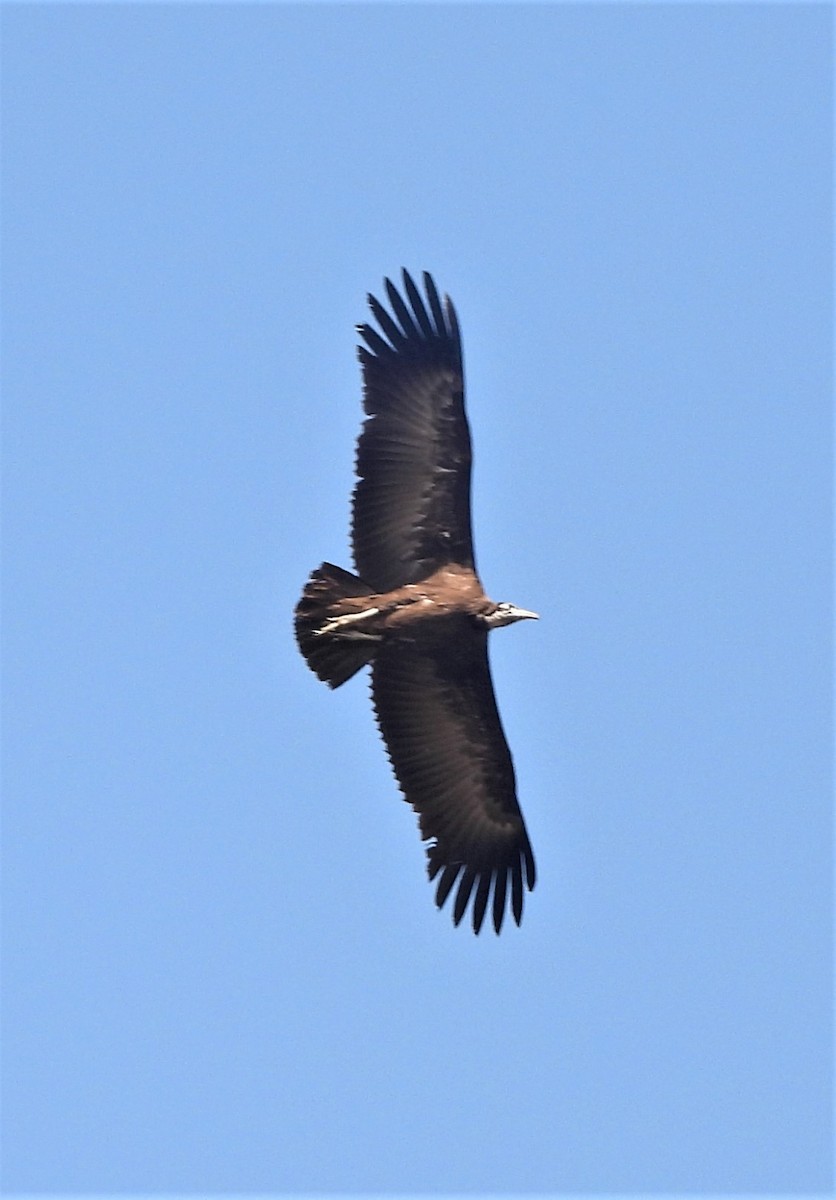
295 271 537 933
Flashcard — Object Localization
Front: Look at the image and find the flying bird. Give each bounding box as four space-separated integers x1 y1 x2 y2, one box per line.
295 270 537 933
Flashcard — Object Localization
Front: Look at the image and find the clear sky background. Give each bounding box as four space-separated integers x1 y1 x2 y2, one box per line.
2 2 832 1196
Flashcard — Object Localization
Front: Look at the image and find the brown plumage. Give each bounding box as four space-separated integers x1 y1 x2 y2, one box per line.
295 270 537 933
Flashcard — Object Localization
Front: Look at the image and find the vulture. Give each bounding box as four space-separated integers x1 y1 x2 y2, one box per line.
295 270 537 933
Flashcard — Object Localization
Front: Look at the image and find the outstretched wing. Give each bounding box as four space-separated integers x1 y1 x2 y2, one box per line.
371 629 536 934
353 270 474 592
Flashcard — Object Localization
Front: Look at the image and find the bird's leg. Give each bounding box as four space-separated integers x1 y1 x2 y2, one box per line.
314 607 383 640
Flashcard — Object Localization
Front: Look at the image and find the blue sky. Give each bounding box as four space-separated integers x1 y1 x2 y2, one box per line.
2 2 832 1195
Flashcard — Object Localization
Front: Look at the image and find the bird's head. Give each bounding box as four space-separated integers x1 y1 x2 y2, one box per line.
480 602 539 630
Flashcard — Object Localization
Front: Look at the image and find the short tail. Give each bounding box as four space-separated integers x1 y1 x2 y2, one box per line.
294 562 377 688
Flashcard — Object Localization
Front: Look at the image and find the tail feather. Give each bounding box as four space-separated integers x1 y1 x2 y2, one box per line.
295 562 377 688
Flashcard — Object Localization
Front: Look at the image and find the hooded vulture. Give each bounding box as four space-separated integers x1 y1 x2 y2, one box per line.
295 270 537 933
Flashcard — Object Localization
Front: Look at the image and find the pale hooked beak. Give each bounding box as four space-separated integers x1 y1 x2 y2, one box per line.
482 604 540 629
